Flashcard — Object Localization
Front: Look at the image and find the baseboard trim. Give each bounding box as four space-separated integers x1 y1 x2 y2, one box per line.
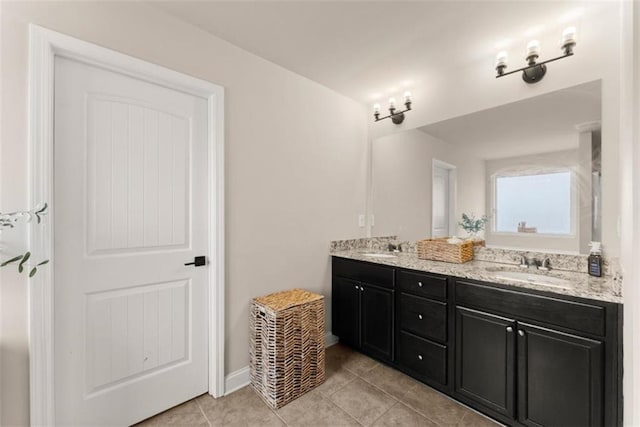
224 366 250 396
325 332 339 347
224 331 338 396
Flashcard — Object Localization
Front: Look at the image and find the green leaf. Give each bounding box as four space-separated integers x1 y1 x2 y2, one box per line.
18 264 23 273
29 267 37 277
37 259 50 266
1 255 23 267
18 252 31 268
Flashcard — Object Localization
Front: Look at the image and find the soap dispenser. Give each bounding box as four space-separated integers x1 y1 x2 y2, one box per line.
588 241 603 277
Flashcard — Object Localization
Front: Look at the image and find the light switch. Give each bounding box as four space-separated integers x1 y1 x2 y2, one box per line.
358 214 365 227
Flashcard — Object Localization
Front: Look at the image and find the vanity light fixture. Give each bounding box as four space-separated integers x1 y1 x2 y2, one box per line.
374 92 412 124
495 26 576 84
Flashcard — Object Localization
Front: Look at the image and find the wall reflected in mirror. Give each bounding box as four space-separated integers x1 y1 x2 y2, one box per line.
370 80 603 255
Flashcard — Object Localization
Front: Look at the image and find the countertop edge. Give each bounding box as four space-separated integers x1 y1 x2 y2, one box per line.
331 251 623 305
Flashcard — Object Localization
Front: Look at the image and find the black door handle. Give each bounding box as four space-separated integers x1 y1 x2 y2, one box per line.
185 256 206 267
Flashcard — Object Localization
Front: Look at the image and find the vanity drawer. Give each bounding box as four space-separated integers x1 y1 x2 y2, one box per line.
455 280 606 336
332 257 395 289
397 270 447 301
399 293 447 343
397 331 447 386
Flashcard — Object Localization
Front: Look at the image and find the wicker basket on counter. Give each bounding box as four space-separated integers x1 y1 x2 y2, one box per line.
249 288 325 409
417 237 474 263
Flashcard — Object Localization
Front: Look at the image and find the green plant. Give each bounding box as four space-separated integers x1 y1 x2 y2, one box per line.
1 203 49 277
458 212 489 236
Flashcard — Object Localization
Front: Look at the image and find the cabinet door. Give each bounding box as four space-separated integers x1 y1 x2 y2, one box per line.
517 322 603 427
455 307 516 418
361 283 394 362
333 277 361 348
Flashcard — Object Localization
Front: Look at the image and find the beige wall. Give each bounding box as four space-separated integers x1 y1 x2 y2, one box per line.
484 149 591 254
622 1 639 424
368 2 623 259
0 2 368 424
371 129 485 241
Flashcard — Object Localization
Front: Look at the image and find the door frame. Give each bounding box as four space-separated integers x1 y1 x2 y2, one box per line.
431 159 457 237
28 25 225 425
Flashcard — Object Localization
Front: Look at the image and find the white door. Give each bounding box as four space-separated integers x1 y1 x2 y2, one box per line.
54 56 209 426
432 163 453 237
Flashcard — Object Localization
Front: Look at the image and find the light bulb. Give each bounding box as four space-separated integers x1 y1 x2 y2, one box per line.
496 51 508 67
403 91 412 103
526 40 541 58
388 98 396 109
562 26 577 45
373 103 381 114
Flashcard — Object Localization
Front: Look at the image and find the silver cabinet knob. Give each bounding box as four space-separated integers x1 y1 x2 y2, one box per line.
418 282 423 287
354 285 359 289
417 354 423 361
418 314 423 320
506 327 513 332
360 286 364 291
518 330 525 336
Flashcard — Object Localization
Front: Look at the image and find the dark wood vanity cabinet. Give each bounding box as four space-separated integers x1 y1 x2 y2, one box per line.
395 269 450 390
454 279 619 427
455 307 516 418
332 258 394 362
516 322 603 427
331 257 621 426
332 277 361 348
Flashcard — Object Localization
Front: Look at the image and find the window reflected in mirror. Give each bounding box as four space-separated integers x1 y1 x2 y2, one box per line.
494 171 573 235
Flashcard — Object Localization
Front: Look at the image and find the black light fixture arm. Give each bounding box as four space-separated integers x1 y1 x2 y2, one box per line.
496 51 574 79
494 26 576 84
374 101 412 124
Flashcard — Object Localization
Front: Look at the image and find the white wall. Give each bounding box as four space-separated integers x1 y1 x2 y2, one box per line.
0 2 368 425
371 129 485 241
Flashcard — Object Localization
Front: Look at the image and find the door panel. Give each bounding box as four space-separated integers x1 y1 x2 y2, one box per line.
85 280 189 393
54 56 209 426
333 277 361 348
361 284 394 361
87 96 190 254
517 322 603 427
455 307 516 418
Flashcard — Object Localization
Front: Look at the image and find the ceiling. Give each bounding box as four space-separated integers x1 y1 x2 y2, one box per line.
418 80 601 160
150 1 594 106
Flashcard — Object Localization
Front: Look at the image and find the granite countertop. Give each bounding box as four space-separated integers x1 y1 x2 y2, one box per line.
331 249 623 304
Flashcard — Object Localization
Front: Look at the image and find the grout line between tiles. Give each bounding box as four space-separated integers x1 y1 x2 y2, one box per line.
327 378 395 426
319 373 357 400
193 396 212 427
322 393 365 427
324 398 366 427
367 400 400 426
270 405 289 426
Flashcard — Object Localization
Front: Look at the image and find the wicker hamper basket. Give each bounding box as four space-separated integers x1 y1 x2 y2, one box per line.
249 288 325 409
417 237 474 263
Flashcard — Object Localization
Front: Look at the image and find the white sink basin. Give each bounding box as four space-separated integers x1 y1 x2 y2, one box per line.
360 253 398 259
492 271 571 288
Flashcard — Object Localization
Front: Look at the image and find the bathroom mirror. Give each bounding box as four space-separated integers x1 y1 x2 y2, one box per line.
370 80 604 255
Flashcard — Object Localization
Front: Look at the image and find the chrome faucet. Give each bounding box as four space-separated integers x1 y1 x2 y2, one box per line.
518 256 529 269
538 257 552 271
519 256 541 269
388 243 402 253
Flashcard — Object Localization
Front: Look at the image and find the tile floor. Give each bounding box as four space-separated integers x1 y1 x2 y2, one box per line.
138 344 501 426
